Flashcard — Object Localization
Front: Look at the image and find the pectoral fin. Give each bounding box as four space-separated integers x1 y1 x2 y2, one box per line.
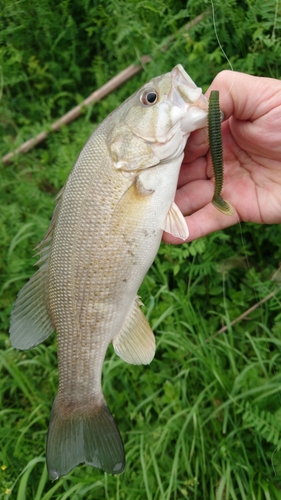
163 202 189 240
113 298 155 365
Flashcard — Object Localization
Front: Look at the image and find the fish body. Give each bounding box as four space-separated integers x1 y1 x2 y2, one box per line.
10 65 208 479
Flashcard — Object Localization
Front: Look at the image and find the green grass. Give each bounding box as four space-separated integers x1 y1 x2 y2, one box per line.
1 0 281 498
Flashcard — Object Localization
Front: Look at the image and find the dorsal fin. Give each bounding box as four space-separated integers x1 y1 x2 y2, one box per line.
9 193 63 350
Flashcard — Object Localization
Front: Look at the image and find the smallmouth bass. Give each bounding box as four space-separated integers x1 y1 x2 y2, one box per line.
10 64 208 479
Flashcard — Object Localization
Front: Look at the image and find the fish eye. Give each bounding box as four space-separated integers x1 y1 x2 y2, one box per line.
140 89 158 105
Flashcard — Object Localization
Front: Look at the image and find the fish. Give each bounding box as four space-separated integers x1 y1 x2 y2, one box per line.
9 64 208 480
208 89 234 215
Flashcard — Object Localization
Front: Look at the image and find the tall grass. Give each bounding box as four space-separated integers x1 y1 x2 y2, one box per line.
1 0 281 498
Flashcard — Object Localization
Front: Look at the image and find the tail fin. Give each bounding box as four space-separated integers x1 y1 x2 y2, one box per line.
46 397 125 480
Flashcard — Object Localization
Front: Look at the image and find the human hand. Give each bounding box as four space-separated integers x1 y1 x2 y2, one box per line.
163 70 281 243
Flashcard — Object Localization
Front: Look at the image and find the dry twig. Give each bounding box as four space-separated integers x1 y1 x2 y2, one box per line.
206 265 281 342
1 13 208 165
207 287 280 342
1 56 151 165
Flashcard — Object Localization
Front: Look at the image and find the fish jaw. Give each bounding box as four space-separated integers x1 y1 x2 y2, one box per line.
168 64 209 135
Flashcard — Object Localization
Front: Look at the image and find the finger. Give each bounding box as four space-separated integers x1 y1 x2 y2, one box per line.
183 128 209 163
162 203 240 244
206 70 281 122
229 116 281 160
175 178 214 215
177 157 209 189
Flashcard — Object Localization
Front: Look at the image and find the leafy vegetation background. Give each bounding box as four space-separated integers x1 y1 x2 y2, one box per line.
1 0 281 498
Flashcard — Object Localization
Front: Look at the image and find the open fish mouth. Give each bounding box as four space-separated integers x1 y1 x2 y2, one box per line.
170 64 203 103
169 64 208 133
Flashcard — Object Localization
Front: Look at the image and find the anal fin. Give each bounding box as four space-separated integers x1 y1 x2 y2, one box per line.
113 298 155 365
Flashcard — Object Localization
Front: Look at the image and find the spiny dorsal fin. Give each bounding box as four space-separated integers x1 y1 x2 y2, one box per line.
35 186 64 252
113 297 155 365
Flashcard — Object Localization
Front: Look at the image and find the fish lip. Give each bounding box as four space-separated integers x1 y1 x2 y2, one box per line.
170 64 197 88
170 64 208 113
168 66 208 133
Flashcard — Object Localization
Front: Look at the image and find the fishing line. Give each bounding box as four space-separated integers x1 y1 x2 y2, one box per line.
209 1 267 326
209 0 236 216
209 3 281 477
210 0 234 98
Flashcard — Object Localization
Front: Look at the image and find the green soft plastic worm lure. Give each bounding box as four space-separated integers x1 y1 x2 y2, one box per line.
208 90 234 216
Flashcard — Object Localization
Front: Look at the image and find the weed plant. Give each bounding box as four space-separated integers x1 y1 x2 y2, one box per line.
1 0 281 498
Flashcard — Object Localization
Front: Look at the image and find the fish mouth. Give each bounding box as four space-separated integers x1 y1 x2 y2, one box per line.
170 64 208 110
171 65 203 102
169 64 208 132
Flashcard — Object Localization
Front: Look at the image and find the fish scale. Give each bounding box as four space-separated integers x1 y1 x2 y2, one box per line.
10 64 209 479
